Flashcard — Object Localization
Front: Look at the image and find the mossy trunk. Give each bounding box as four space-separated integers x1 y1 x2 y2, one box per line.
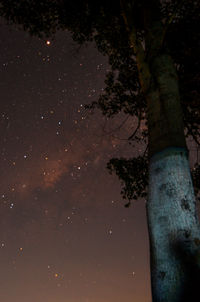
146 54 200 301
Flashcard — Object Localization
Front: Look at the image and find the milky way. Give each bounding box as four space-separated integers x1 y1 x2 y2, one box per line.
0 23 151 302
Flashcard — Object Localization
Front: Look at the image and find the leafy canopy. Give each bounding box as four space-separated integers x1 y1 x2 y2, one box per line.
0 0 199 203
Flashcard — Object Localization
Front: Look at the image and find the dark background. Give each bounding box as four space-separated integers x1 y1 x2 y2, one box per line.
0 23 151 302
1 19 199 302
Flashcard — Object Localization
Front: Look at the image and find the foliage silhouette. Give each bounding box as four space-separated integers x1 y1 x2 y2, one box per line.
1 0 199 203
1 2 200 300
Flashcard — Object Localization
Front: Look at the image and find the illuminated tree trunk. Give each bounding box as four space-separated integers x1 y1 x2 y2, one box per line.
121 2 200 299
146 54 200 301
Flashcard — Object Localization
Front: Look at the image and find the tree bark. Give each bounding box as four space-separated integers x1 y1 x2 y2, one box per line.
147 54 187 158
121 3 200 300
146 54 200 301
147 147 200 301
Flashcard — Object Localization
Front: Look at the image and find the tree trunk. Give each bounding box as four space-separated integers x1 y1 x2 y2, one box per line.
146 54 200 301
147 147 200 301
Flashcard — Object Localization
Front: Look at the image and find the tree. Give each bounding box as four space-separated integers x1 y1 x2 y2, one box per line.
1 1 200 301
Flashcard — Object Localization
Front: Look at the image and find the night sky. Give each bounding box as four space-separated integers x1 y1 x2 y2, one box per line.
5 19 198 302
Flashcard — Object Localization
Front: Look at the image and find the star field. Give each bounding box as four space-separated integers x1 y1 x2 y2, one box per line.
0 23 151 302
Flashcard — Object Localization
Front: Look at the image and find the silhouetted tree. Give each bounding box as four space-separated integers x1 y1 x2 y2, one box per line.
1 1 200 301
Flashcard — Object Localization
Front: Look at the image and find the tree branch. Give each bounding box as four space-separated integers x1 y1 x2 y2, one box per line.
128 110 141 140
120 0 151 94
